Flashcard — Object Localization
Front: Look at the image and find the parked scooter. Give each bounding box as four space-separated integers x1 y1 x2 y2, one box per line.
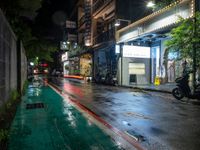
112 76 118 86
105 73 118 86
172 72 200 100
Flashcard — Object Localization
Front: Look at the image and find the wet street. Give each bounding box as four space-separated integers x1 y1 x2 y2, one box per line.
9 82 129 150
51 77 200 150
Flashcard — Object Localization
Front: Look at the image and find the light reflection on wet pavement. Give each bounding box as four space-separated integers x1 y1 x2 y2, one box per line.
8 83 126 150
51 77 200 150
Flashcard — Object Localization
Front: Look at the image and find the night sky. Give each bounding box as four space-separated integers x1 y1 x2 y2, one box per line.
33 0 150 43
33 0 78 43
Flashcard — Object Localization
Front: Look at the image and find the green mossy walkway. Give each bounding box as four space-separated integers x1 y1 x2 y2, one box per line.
8 84 123 150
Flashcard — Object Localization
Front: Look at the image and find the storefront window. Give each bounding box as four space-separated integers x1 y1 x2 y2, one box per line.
80 54 92 77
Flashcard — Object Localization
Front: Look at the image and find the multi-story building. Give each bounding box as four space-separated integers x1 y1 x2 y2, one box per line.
75 0 149 82
71 0 200 85
91 0 150 83
76 0 93 78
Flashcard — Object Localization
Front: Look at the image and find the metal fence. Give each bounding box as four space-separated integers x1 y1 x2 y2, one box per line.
0 9 27 107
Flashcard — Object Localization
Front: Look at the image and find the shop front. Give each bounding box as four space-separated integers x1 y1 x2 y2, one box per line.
116 0 195 85
93 44 117 83
120 45 151 85
69 57 80 75
80 53 92 78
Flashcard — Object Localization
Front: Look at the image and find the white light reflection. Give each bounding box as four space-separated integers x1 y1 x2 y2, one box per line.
87 120 93 126
66 110 77 128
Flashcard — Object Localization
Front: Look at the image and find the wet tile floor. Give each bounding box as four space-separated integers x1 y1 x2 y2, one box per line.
8 84 124 150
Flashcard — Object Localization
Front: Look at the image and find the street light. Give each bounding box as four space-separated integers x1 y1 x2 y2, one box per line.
30 62 34 66
114 20 121 27
114 19 131 27
147 1 155 8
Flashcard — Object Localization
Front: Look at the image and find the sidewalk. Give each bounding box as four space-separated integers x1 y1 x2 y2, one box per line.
126 83 176 94
62 76 176 94
8 82 134 150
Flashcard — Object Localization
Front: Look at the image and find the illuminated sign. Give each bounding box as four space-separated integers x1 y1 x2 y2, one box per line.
123 45 150 58
40 63 48 67
62 52 68 62
115 45 120 54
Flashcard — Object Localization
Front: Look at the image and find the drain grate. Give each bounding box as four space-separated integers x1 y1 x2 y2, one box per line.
26 103 44 109
125 130 146 142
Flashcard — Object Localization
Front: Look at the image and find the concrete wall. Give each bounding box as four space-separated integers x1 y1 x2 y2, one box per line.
0 9 27 107
21 43 27 91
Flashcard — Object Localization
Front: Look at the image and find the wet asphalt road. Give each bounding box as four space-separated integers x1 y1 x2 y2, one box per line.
50 77 200 150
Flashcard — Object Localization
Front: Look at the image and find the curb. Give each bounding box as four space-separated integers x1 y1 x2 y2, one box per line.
131 87 172 94
121 85 172 94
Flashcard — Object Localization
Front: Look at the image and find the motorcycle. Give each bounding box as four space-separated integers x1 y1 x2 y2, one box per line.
172 72 200 100
105 73 118 86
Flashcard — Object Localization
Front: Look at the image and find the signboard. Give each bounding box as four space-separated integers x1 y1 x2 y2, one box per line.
129 63 145 75
61 52 68 62
63 61 69 75
66 20 76 28
123 45 150 58
115 44 120 54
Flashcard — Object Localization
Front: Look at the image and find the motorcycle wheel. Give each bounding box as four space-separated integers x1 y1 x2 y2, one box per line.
172 87 184 100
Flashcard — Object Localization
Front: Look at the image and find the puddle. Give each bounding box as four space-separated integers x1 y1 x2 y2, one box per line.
150 127 166 135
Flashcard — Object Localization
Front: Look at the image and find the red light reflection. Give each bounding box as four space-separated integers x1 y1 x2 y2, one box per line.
63 82 84 98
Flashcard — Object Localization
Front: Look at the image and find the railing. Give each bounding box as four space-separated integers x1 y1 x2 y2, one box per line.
78 15 85 28
92 0 112 14
93 28 115 45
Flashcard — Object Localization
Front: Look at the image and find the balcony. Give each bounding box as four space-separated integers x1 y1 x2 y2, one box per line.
93 28 115 46
92 0 113 15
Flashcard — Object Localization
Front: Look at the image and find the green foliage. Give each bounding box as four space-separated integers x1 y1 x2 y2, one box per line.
165 12 200 66
22 80 29 95
18 0 42 19
0 129 9 141
10 90 19 101
154 0 176 11
68 43 88 57
0 0 57 62
25 38 57 62
0 0 42 19
0 89 20 116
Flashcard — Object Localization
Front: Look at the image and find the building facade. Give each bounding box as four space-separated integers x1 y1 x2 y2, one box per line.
91 0 146 83
71 0 93 78
116 0 199 86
